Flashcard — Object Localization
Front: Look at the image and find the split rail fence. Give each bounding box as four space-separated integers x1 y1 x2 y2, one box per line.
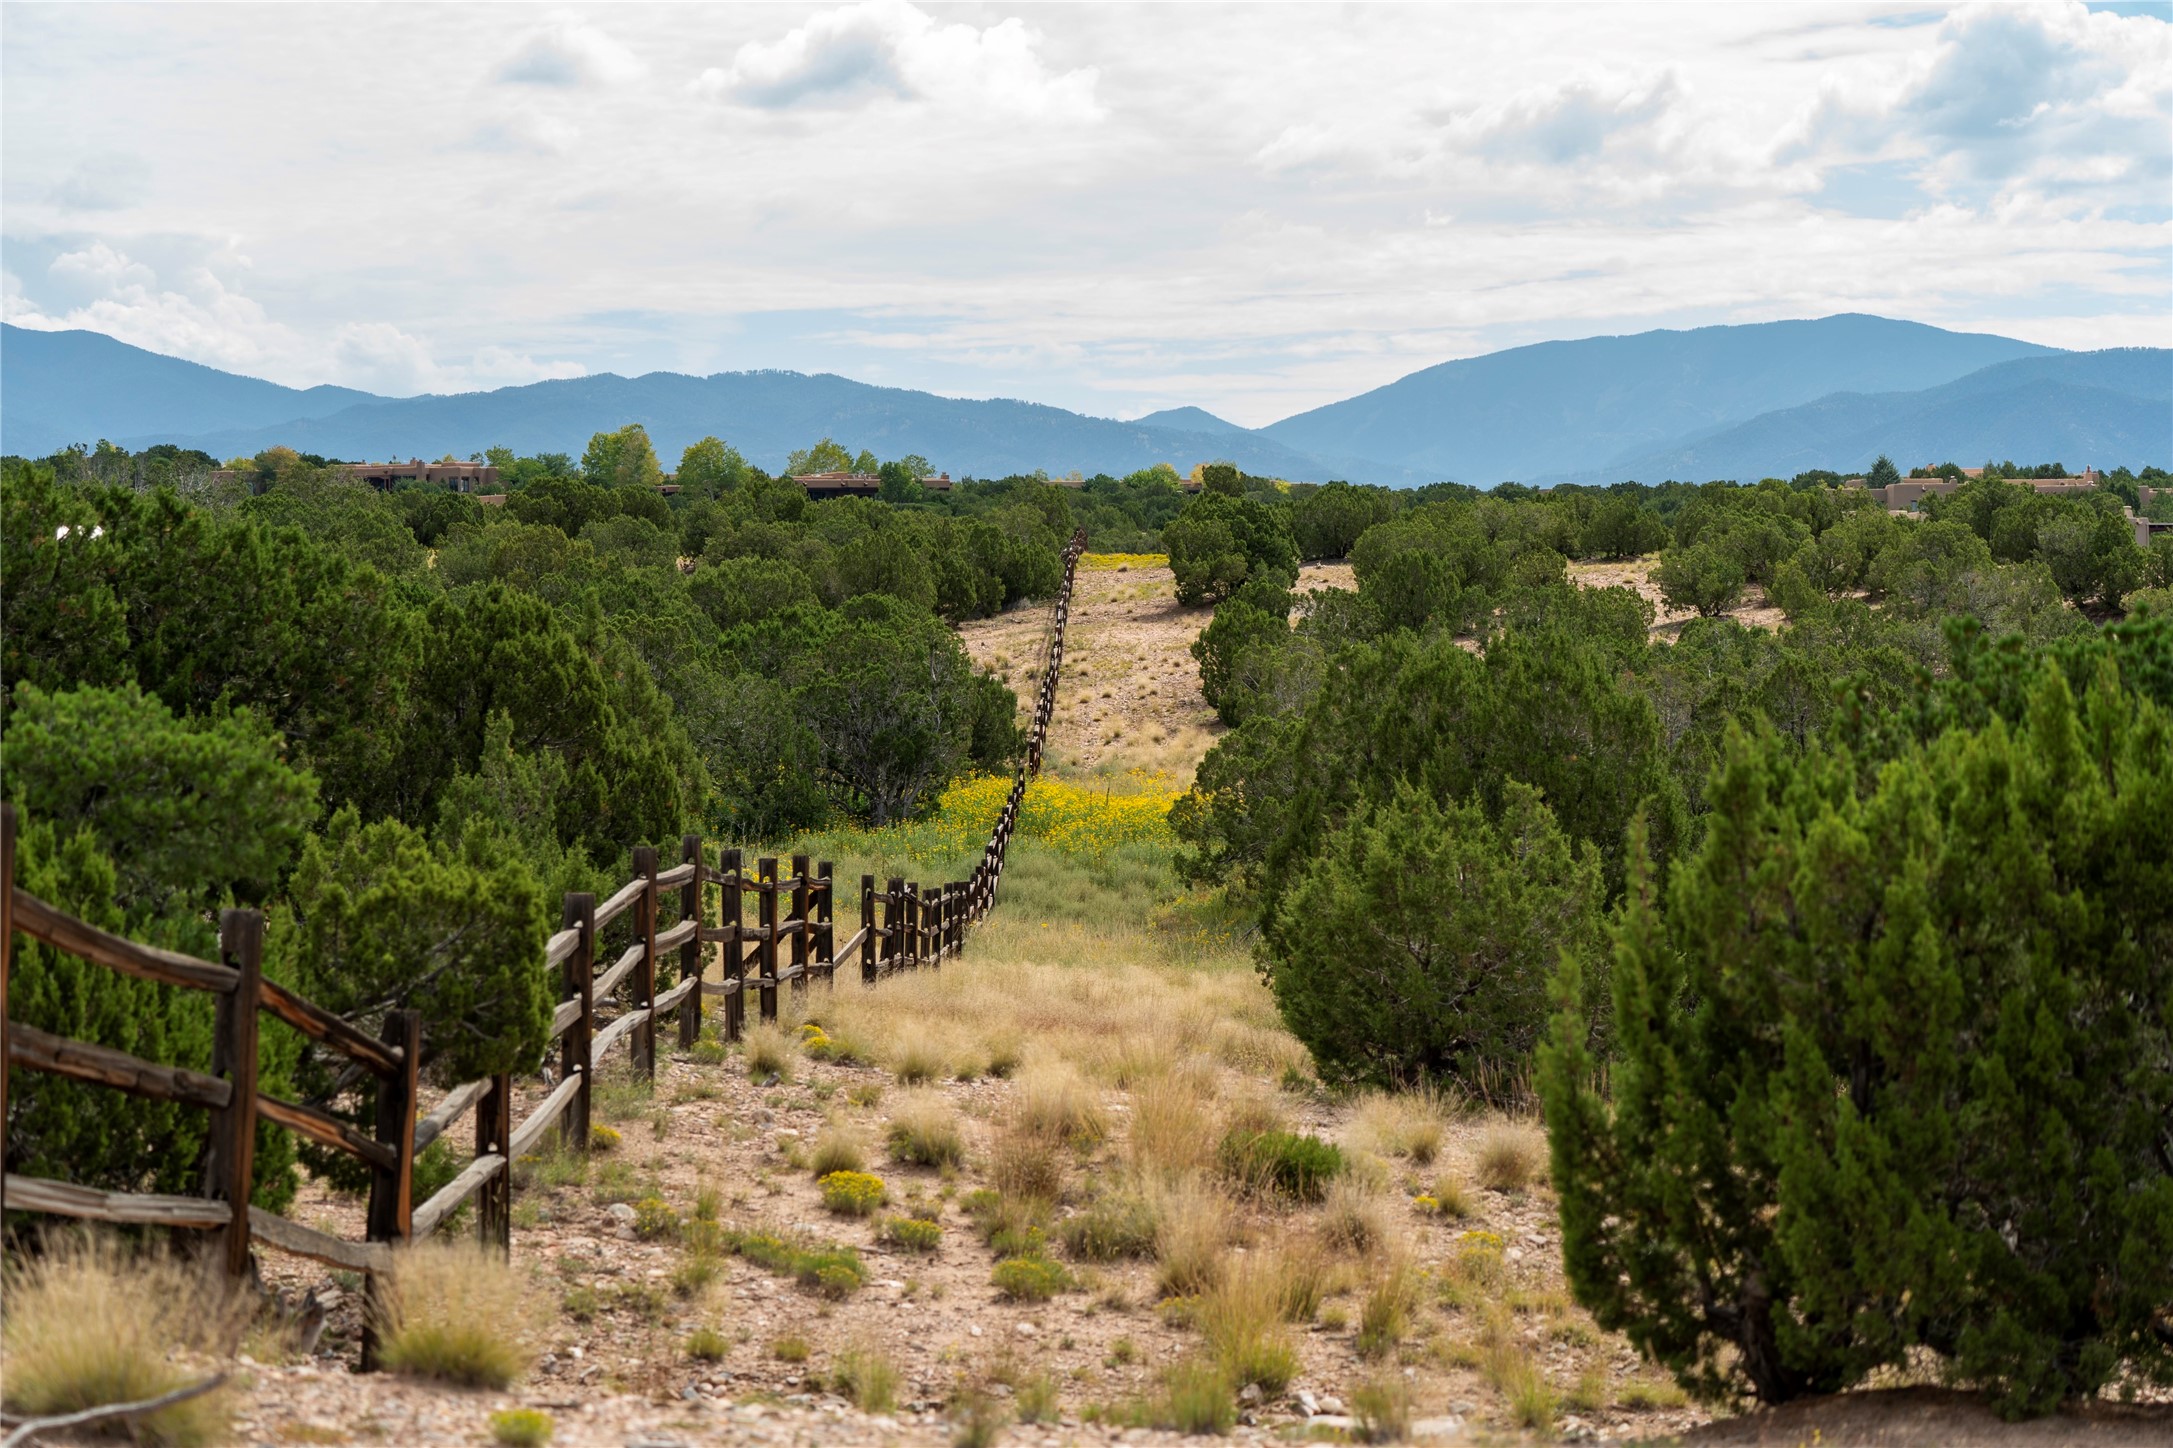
0 526 1088 1345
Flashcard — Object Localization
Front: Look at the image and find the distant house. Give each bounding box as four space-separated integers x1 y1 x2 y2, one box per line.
1848 467 2102 512
339 458 500 492
791 471 954 499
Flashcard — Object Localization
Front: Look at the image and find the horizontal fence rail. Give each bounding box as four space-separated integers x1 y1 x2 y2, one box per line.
0 527 1089 1354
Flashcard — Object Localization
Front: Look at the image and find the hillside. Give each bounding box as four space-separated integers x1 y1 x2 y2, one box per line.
1261 314 2061 483
1597 347 2173 481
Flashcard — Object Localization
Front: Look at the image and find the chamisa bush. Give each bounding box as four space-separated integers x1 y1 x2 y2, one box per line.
1260 780 1605 1091
1539 667 2173 1417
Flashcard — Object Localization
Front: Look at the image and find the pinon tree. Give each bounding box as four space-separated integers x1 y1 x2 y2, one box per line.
1539 664 2173 1416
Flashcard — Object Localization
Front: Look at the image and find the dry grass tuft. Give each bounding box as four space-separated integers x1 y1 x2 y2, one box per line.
889 1025 951 1085
809 1120 870 1178
1152 1178 1230 1299
990 1116 1067 1204
1195 1255 1300 1394
1356 1253 1422 1361
1479 1306 1556 1429
1014 1062 1108 1148
743 1022 796 1082
1317 1176 1400 1260
0 1232 245 1448
1474 1118 1549 1193
376 1240 546 1388
885 1091 967 1168
1348 1089 1450 1165
1128 1068 1221 1178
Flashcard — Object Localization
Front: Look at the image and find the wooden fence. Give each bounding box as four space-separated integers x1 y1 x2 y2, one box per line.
0 526 1088 1336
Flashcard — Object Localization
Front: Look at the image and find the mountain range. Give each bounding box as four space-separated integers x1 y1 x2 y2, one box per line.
4 315 2166 485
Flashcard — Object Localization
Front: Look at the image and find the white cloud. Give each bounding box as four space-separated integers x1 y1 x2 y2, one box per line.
498 18 645 87
693 1 1101 122
48 154 151 212
1455 71 1681 165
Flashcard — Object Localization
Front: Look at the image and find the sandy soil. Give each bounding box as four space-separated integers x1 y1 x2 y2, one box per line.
1566 558 1785 640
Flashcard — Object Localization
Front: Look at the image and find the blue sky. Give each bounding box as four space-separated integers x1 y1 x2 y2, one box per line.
3 1 2167 426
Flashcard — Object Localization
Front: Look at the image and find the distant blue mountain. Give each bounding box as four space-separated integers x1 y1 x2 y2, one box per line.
1594 348 2173 482
1262 314 2062 484
1 324 382 458
4 314 2155 486
1133 406 1250 435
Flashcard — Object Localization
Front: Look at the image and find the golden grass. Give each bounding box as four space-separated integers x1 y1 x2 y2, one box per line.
1152 1178 1231 1299
1317 1176 1401 1260
1195 1255 1300 1394
1347 1089 1450 1165
376 1240 546 1389
809 1119 870 1177
990 1116 1067 1204
1478 1306 1556 1430
1014 1061 1108 1148
885 1090 967 1168
1128 1066 1222 1178
743 1021 796 1082
0 1232 244 1448
1474 1118 1549 1193
1356 1252 1422 1361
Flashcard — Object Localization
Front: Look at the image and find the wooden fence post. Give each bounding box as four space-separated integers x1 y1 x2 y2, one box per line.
789 853 810 1002
633 845 658 1081
361 1007 419 1372
758 858 779 1023
209 908 263 1283
885 877 904 974
904 883 920 969
477 1072 512 1253
860 874 877 984
562 892 595 1152
0 804 12 1222
817 861 835 986
721 850 744 1042
679 835 704 1049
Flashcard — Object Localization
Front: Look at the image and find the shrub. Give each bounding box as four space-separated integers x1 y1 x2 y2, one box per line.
886 1093 966 1168
686 1328 728 1361
1473 1120 1546 1193
1153 1359 1237 1434
810 1122 870 1177
881 1215 943 1253
589 1124 622 1151
632 1197 681 1240
1059 1188 1160 1261
1349 1090 1448 1165
830 1342 900 1412
1014 1369 1060 1424
1357 1260 1419 1360
1540 681 2173 1416
0 1232 244 1448
1165 492 1298 607
490 1409 554 1447
992 1256 1073 1302
1219 1128 1345 1201
1261 781 1604 1092
820 1170 888 1217
1424 1173 1474 1219
376 1242 543 1389
950 1390 1009 1448
744 1022 795 1081
991 1119 1066 1203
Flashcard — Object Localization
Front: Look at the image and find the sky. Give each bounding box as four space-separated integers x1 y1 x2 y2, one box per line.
2 1 2168 427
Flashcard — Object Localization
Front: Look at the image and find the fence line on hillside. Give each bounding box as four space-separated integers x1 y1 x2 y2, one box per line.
0 526 1087 1355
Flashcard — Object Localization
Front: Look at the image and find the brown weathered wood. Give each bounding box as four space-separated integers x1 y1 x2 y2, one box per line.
654 917 698 953
592 876 644 931
2 1173 231 1228
633 845 658 1081
210 910 263 1281
7 1022 233 1110
591 1006 652 1064
593 942 644 1003
885 877 905 973
257 1092 398 1171
412 1078 491 1154
411 1152 509 1241
758 857 779 1023
860 875 877 984
678 834 704 1049
544 926 581 969
700 978 742 999
561 892 595 1151
653 974 698 1014
258 978 404 1080
360 1008 419 1372
788 853 810 1000
508 1070 582 1160
12 887 235 994
654 861 697 889
721 849 745 1043
476 1073 512 1252
247 1207 392 1273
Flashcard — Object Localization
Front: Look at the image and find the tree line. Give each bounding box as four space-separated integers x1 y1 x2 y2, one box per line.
1157 467 2172 1417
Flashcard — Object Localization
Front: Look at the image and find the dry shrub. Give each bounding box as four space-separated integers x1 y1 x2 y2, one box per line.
885 1091 966 1168
1348 1089 1449 1165
1 1232 244 1448
1059 1184 1160 1261
991 1116 1067 1203
1196 1255 1299 1394
1474 1119 1548 1193
743 1021 796 1082
1318 1176 1400 1259
1015 1062 1107 1148
1152 1178 1230 1299
377 1240 545 1388
1128 1068 1220 1178
809 1119 870 1177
